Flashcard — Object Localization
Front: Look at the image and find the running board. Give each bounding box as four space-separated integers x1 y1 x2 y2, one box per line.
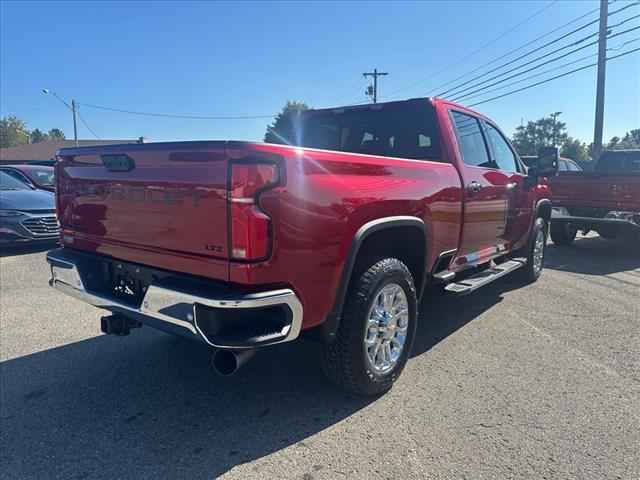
444 258 527 297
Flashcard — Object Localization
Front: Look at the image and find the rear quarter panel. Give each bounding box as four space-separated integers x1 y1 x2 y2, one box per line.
228 142 463 331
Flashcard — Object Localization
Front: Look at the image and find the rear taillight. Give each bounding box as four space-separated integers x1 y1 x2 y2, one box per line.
228 162 278 260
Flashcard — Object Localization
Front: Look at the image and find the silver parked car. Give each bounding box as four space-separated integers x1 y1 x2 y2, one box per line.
0 171 60 244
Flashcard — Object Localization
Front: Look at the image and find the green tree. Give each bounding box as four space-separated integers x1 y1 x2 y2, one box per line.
264 100 309 144
30 128 49 143
47 128 66 140
511 116 568 156
560 137 588 161
0 115 30 148
607 130 640 150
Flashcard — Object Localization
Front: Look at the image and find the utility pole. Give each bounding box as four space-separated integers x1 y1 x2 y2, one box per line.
42 89 78 146
592 0 608 161
550 111 562 146
71 100 78 147
363 68 388 103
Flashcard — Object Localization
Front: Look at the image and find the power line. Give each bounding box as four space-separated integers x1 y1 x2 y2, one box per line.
428 2 637 99
75 108 101 140
382 0 559 99
334 77 367 104
438 21 640 102
78 102 275 120
454 37 639 102
468 46 639 107
435 10 640 98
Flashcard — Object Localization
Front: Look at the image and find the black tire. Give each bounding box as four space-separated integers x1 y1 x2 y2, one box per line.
516 217 547 283
320 256 418 396
550 221 576 245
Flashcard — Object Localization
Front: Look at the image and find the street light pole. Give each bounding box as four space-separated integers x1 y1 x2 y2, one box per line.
550 111 562 146
42 89 78 146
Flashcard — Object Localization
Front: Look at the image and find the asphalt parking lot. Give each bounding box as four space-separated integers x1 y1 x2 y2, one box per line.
1 233 638 479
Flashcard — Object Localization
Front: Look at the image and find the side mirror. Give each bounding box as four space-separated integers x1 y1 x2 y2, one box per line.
535 146 559 177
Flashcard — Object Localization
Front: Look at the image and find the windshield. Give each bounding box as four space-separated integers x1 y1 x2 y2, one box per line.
29 169 55 186
295 104 442 161
595 151 640 172
0 171 32 190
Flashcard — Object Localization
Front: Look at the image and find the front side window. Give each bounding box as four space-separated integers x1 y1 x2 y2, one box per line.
451 111 491 168
484 123 519 173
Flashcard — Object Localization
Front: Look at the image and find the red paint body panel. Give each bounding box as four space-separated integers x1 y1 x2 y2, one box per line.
54 98 551 332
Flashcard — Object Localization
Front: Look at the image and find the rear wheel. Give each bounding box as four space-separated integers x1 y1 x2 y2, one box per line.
320 256 417 396
550 221 576 245
516 217 547 283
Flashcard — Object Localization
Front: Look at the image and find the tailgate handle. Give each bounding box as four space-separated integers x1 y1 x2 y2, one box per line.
101 154 135 172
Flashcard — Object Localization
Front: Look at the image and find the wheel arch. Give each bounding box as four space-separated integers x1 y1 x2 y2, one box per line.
307 216 427 344
535 199 552 223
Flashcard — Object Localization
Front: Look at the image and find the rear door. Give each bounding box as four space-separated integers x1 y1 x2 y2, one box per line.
481 120 532 250
449 110 509 265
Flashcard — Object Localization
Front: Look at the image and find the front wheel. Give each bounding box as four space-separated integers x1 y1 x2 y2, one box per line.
550 221 577 245
320 256 417 396
516 217 547 283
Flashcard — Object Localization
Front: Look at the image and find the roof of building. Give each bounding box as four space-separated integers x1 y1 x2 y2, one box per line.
0 139 139 163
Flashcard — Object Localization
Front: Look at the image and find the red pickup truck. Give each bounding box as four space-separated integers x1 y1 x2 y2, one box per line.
549 149 640 244
46 98 557 395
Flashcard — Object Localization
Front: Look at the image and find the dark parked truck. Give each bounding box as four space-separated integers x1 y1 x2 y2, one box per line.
47 98 557 395
549 149 640 244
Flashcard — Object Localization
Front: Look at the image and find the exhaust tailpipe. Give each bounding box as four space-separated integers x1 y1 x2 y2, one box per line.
212 349 258 376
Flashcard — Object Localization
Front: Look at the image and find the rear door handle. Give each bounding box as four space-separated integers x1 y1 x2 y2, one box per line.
468 181 482 192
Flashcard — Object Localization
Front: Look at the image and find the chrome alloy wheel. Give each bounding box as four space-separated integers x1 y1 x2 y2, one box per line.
533 228 545 274
364 283 409 373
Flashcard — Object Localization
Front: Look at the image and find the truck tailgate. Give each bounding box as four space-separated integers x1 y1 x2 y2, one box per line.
56 142 230 280
550 171 640 210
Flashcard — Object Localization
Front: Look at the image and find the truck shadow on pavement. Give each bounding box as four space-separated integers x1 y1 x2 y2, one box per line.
544 234 640 276
0 242 57 258
0 277 528 479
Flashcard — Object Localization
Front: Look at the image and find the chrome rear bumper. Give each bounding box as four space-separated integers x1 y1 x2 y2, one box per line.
46 248 303 349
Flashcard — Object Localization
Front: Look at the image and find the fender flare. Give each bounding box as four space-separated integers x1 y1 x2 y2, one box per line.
534 198 552 219
309 215 427 343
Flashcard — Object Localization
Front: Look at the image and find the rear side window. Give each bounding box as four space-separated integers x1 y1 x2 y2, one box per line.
451 111 491 168
296 104 441 161
558 160 568 171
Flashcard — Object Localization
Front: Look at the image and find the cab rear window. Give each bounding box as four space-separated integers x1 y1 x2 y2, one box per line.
596 151 640 171
295 104 441 161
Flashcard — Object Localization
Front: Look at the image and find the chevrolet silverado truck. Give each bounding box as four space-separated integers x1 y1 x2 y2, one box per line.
549 149 640 244
46 98 557 395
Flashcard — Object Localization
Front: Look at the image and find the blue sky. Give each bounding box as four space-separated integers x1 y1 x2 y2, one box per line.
1 1 638 144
